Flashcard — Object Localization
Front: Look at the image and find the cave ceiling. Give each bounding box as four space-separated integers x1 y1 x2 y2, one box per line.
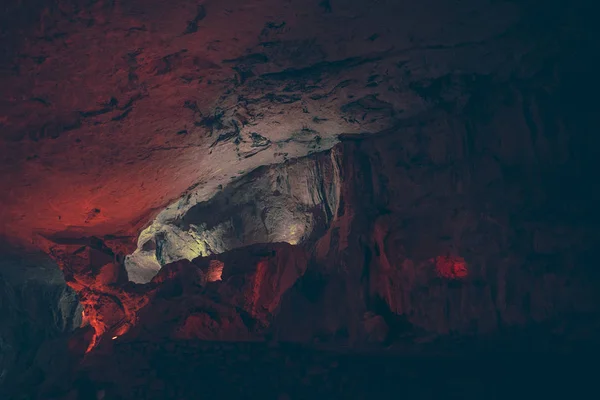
0 0 559 250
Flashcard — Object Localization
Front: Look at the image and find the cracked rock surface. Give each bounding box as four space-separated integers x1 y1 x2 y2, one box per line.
1 1 599 398
0 0 569 249
125 149 340 282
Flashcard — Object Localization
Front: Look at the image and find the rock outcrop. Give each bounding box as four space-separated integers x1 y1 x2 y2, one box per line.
118 44 599 342
0 250 81 397
125 152 340 282
2 0 591 253
131 243 309 341
1 1 598 397
60 94 600 348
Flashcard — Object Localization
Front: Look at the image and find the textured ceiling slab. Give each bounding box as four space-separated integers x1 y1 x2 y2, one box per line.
0 0 528 248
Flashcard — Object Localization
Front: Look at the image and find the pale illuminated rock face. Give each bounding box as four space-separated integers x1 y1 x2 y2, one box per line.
119 55 599 339
126 150 341 282
0 0 558 249
0 3 598 393
0 2 598 399
81 112 598 347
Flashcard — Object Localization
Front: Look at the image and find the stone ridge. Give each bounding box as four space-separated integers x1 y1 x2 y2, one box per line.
1 0 536 250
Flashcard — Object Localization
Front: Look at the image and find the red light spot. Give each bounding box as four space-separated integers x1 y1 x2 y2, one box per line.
435 256 468 279
207 260 224 282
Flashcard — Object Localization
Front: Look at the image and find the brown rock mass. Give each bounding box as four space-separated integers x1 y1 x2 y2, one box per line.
0 0 598 398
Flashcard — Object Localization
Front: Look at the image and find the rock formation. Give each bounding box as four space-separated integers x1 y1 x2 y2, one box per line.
0 250 81 397
44 116 600 351
0 0 598 397
3 0 594 248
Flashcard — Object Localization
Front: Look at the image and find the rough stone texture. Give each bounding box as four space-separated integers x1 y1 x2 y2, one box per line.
41 65 600 349
48 109 600 350
335 128 598 336
40 239 309 352
121 81 600 340
126 151 339 282
130 242 309 341
44 238 150 352
2 0 588 252
0 250 81 396
1 0 598 396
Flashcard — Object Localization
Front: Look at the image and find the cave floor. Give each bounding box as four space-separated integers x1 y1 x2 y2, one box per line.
50 338 596 400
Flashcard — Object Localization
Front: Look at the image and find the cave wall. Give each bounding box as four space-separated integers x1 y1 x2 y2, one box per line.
274 52 599 340
125 152 340 282
3 0 586 251
120 39 600 343
0 251 81 396
113 78 600 347
3 0 596 360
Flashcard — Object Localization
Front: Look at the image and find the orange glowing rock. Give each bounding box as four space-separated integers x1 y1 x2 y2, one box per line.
81 309 90 327
435 256 468 279
207 260 224 282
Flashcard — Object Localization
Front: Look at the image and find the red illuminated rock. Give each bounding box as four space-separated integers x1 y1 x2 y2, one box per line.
206 260 224 283
0 0 557 254
0 1 598 398
434 256 468 280
120 243 309 341
43 113 599 347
